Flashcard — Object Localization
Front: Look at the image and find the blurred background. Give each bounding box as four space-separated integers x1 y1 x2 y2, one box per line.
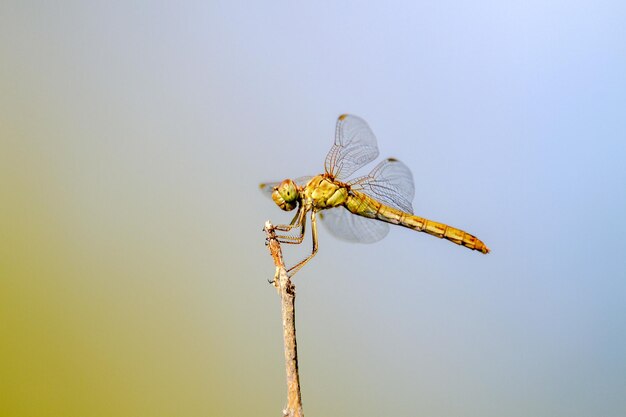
1 1 625 416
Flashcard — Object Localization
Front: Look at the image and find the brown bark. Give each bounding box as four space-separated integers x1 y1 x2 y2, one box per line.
264 221 304 417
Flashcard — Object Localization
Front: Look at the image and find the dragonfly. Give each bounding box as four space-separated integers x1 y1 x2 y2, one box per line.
260 114 489 276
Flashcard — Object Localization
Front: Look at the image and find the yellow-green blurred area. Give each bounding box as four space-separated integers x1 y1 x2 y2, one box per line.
2 1 626 417
1 143 234 416
0 90 273 416
0 4 280 415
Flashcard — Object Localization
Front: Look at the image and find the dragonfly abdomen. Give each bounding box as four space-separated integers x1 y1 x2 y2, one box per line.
402 215 490 254
346 192 489 254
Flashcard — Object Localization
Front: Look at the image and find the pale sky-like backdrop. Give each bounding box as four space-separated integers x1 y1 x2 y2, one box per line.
1 2 625 416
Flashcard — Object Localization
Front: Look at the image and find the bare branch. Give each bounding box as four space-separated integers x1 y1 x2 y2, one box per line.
264 221 304 417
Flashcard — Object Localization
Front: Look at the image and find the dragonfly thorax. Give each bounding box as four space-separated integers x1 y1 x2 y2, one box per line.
305 175 349 209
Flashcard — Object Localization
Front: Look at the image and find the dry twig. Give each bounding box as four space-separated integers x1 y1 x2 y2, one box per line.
264 220 304 417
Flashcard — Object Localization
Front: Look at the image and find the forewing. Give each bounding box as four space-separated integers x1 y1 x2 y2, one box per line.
320 206 389 243
259 176 313 200
324 114 379 180
349 158 415 214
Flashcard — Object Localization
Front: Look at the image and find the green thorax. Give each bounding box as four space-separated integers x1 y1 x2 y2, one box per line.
303 175 349 209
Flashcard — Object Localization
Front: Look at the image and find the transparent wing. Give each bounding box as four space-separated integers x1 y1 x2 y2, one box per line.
348 158 415 214
259 176 313 199
320 207 390 243
324 114 379 180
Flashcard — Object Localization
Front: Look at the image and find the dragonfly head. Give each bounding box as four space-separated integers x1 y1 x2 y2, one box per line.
272 179 299 211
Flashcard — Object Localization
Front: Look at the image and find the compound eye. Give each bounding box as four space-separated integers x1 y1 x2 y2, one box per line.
278 179 299 203
271 188 297 211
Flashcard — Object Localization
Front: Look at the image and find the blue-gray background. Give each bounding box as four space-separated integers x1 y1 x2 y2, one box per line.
1 1 625 416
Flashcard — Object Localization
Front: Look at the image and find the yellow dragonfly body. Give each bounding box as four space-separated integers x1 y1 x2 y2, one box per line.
261 114 489 275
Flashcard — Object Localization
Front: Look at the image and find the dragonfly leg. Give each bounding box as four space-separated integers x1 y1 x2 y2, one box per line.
287 210 319 276
273 206 305 232
289 210 300 226
276 215 307 245
274 207 307 245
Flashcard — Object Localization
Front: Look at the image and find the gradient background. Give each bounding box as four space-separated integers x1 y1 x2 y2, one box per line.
1 2 625 416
